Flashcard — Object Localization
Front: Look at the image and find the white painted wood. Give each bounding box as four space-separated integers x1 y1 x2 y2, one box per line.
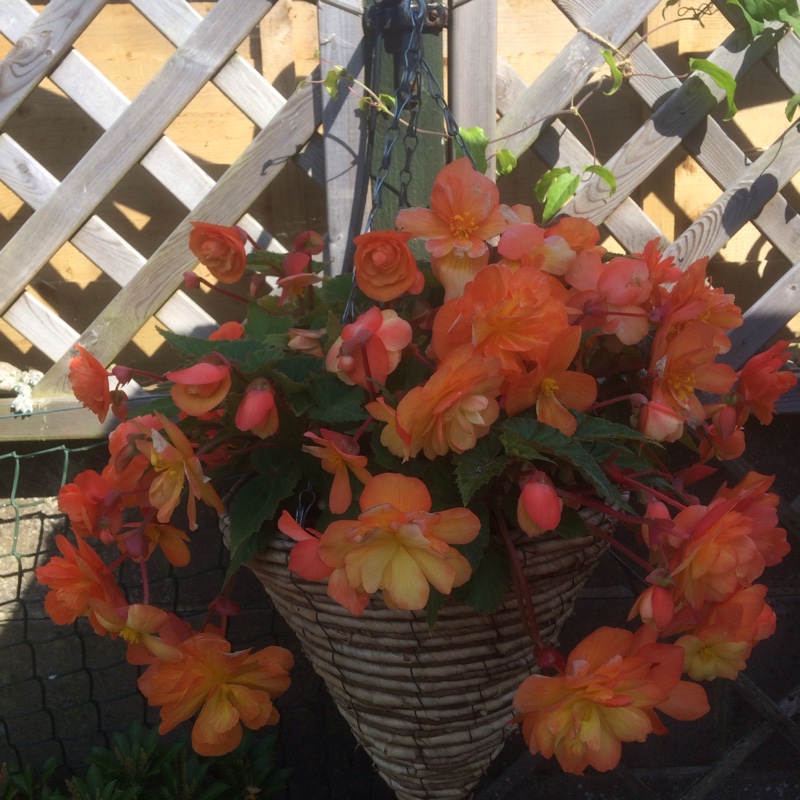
0 0 106 124
450 0 497 176
34 72 323 398
4 294 79 362
318 0 368 275
0 0 273 320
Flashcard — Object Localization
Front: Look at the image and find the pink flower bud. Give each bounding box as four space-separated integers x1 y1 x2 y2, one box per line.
517 472 562 537
293 230 325 256
183 270 202 289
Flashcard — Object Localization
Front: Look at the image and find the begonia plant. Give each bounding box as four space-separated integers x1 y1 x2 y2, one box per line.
38 157 795 774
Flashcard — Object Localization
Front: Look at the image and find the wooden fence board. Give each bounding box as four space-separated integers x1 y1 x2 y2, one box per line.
0 134 216 348
0 0 274 320
318 0 369 275
0 0 106 124
495 0 661 157
566 24 788 222
34 70 323 397
450 0 497 175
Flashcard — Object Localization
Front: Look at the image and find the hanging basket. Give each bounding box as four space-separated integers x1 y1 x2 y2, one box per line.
243 511 610 800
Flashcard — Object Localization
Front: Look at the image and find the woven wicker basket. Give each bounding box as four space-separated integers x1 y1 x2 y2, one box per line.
244 517 609 800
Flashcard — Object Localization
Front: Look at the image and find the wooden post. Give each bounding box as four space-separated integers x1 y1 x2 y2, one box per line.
450 0 497 177
363 0 446 237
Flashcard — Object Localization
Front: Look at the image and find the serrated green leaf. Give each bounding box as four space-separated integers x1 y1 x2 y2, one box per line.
542 171 581 222
689 58 738 120
555 506 592 538
308 372 368 423
583 164 617 196
496 148 517 176
453 434 509 505
158 328 281 371
246 249 285 274
245 300 293 341
572 413 651 442
125 392 177 419
600 49 624 95
450 537 509 614
459 126 490 174
272 354 324 388
500 417 630 510
316 272 356 308
225 452 302 580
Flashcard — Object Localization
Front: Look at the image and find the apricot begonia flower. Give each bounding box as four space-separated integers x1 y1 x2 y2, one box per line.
396 158 507 259
513 626 709 775
504 326 597 434
139 632 293 756
325 307 412 391
142 412 224 530
68 344 112 423
637 399 685 443
354 229 424 302
141 522 191 568
317 473 480 611
167 355 232 417
302 429 372 514
496 222 576 275
235 379 279 439
396 345 503 460
89 601 180 664
36 534 127 636
288 327 325 358
189 222 248 284
278 510 369 616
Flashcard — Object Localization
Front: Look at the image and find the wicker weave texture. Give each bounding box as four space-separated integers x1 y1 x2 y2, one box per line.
247 529 608 800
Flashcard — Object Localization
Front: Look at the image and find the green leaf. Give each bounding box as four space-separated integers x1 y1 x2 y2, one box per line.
459 126 490 174
378 92 397 114
726 0 766 35
583 164 617 196
500 417 630 510
225 451 302 579
246 249 285 275
450 537 509 614
600 48 624 95
308 372 369 423
555 506 592 539
779 5 800 36
541 170 581 222
158 328 281 371
572 412 651 442
125 392 177 419
739 0 799 21
786 90 800 120
689 57 738 120
534 166 571 204
453 434 510 505
316 272 356 309
245 300 293 341
495 148 517 176
323 68 349 100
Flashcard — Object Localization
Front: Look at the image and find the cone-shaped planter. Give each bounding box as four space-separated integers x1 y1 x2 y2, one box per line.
246 522 609 800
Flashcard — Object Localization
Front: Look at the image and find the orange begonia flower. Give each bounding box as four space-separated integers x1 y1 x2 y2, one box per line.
302 429 372 514
141 412 224 530
36 534 127 636
396 345 503 460
496 222 577 275
287 327 325 358
649 322 737 424
517 472 562 537
141 522 191 568
58 469 124 543
325 307 412 391
354 229 424 302
68 344 112 423
504 326 597 434
365 396 406 458
208 321 244 341
89 601 181 664
139 631 293 756
430 262 568 374
317 473 480 611
736 340 797 425
430 249 490 300
514 626 709 775
235 379 279 439
189 222 248 284
167 355 232 417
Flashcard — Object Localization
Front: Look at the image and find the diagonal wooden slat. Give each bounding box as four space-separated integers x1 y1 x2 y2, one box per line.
0 133 216 359
318 0 369 275
564 23 788 223
495 0 662 157
0 0 274 320
1 0 284 253
34 70 323 397
0 0 106 124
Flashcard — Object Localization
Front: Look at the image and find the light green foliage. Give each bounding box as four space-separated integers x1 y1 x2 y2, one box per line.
688 58 739 120
534 164 616 222
600 49 624 95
